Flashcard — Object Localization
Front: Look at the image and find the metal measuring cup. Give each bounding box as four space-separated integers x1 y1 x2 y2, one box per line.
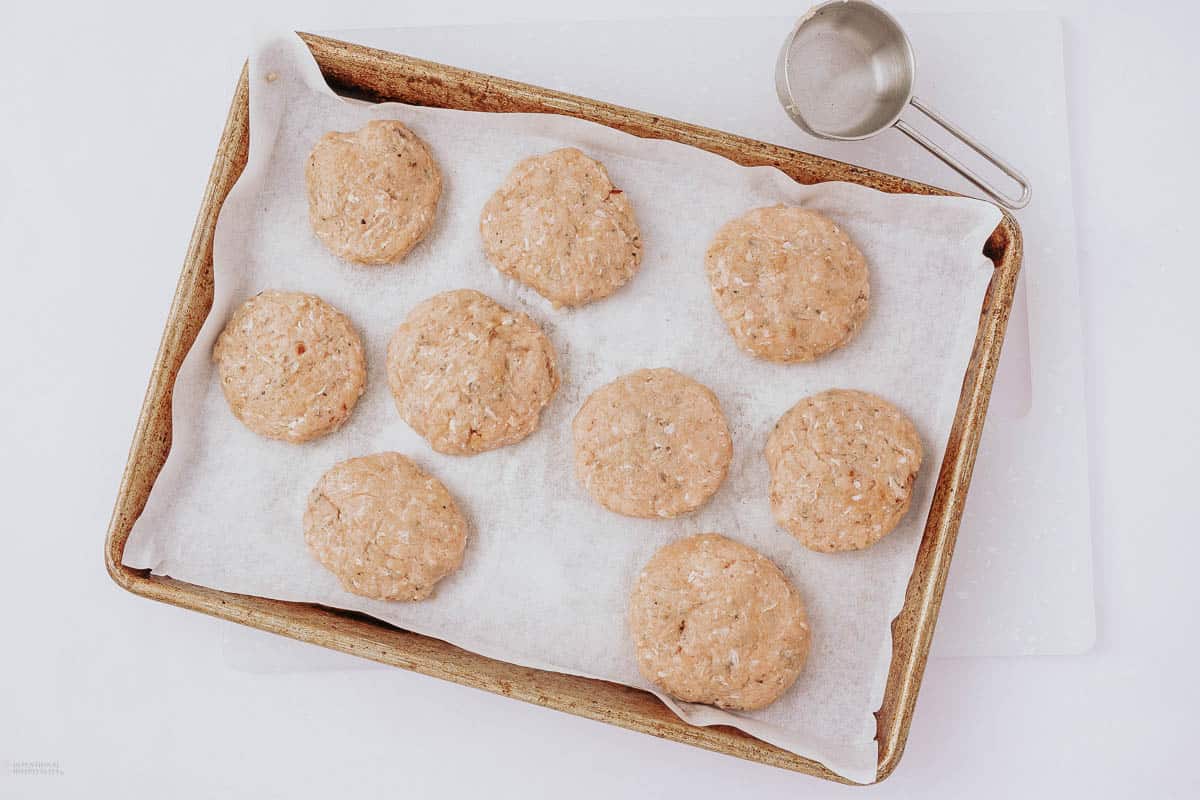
775 0 1031 209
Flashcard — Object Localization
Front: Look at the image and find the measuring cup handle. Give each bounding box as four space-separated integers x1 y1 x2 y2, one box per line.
895 97 1032 210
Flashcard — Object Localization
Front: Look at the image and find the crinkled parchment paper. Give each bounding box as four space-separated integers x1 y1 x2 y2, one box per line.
124 34 1000 782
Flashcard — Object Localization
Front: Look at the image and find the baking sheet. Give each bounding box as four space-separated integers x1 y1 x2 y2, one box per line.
122 34 999 782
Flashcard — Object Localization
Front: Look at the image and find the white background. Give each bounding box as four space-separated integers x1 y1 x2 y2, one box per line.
1 1 1197 798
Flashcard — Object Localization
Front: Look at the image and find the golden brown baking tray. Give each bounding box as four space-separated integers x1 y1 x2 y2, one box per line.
104 32 1021 785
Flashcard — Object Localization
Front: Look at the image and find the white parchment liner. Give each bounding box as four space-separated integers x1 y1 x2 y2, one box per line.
124 35 1000 782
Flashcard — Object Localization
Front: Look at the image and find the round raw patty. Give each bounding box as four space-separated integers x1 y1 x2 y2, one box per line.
306 119 442 265
628 533 810 711
480 147 642 307
387 289 560 455
213 290 366 443
766 389 923 552
304 452 468 601
573 368 732 518
706 205 869 362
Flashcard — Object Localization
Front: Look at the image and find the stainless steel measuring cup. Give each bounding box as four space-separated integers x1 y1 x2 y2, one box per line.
775 0 1031 209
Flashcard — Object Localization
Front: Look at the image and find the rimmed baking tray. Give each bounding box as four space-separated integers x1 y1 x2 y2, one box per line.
104 32 1022 785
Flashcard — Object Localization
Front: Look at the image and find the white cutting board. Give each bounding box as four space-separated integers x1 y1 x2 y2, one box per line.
223 13 1094 670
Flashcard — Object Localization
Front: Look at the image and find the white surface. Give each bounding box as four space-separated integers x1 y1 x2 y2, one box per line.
0 1 1196 798
124 33 999 781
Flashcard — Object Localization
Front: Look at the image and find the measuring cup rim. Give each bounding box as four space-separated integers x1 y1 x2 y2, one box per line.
777 0 918 141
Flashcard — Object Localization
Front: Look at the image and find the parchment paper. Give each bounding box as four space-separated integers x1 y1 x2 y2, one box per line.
123 34 1000 783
